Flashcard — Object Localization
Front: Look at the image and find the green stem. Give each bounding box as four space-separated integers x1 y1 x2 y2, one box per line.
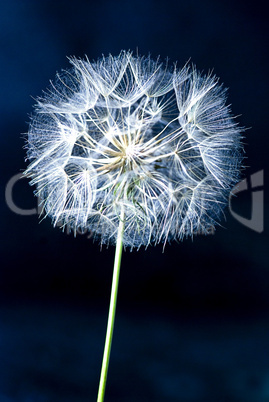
97 209 125 402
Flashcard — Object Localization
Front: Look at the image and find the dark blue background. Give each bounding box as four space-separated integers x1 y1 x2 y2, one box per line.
1 0 268 401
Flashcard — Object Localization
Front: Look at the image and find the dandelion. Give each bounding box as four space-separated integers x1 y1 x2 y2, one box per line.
24 51 243 401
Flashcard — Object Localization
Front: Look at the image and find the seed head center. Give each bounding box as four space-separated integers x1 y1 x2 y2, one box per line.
124 143 137 159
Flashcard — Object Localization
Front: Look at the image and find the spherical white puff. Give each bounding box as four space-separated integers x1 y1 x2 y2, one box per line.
25 51 243 249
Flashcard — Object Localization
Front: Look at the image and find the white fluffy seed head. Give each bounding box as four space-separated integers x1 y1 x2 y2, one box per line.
25 50 243 249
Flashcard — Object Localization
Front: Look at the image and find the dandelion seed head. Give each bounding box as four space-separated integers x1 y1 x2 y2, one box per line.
25 50 243 249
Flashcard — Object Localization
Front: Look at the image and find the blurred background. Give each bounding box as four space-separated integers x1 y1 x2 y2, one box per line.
0 0 268 401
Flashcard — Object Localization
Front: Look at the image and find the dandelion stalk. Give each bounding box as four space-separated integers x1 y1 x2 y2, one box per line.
97 207 125 402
